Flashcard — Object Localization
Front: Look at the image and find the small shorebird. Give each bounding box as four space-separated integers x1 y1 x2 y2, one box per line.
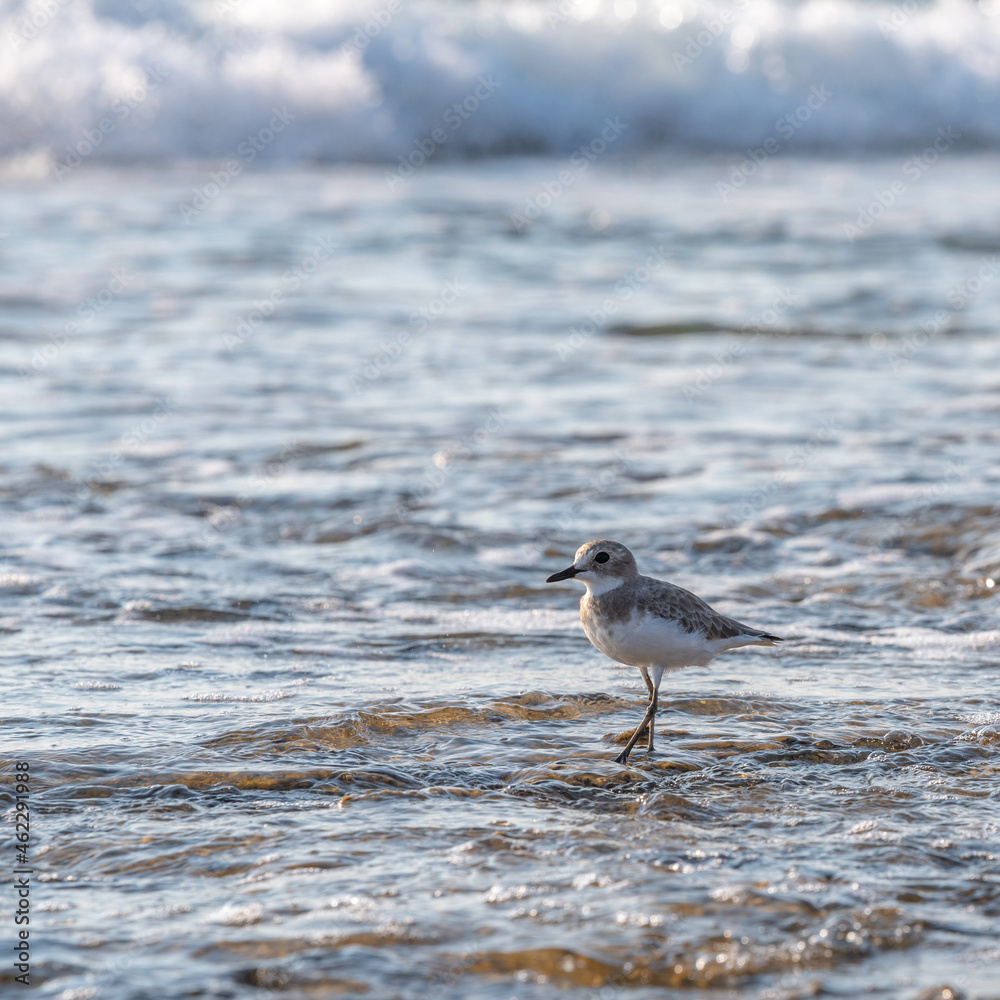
546 539 783 765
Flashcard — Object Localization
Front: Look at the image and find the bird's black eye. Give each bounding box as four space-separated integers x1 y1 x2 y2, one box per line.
594 552 610 563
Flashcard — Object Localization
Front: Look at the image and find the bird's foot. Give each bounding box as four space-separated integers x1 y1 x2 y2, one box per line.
613 749 631 765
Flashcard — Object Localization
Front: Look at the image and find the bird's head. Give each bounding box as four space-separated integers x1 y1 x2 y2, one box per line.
545 539 638 595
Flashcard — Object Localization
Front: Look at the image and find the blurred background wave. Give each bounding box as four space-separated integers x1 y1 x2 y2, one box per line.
4 0 1000 168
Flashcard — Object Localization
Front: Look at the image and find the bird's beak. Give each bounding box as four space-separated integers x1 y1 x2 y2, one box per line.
546 564 580 583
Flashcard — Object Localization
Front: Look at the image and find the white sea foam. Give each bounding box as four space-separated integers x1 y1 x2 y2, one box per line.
213 901 264 925
381 603 578 631
869 626 1000 658
3 0 1000 168
184 688 295 701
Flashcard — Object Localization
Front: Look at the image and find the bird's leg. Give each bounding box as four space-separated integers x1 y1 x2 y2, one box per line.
614 698 658 766
646 666 665 755
641 668 655 702
646 688 658 753
635 667 655 737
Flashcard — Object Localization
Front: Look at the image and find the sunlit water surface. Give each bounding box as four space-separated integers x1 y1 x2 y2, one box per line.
1 157 1000 999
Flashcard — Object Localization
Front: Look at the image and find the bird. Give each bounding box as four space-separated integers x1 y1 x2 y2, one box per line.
545 539 783 765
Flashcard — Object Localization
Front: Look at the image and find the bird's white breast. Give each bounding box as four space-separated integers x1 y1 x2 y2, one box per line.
582 610 717 670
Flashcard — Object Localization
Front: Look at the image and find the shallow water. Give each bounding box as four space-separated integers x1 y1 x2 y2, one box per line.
2 156 1000 998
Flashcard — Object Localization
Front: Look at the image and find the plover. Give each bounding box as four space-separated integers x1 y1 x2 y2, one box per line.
546 539 783 765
